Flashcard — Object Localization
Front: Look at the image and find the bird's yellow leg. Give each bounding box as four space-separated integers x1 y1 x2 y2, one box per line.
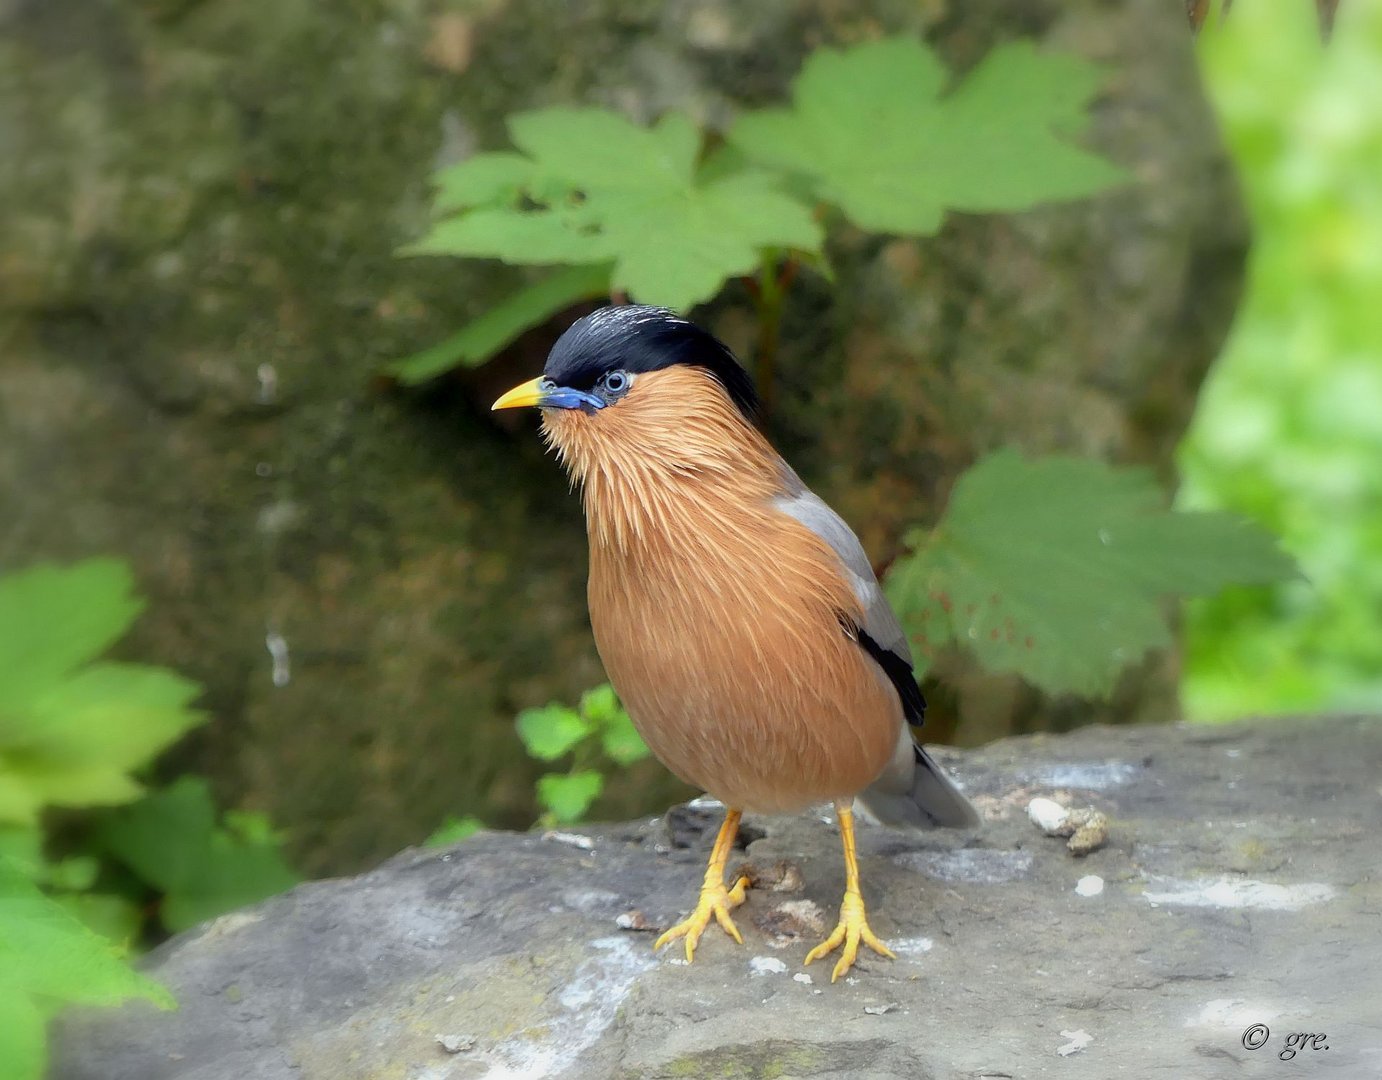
654 808 751 962
805 801 896 982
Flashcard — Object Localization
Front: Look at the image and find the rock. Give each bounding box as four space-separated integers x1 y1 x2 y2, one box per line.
53 716 1382 1079
0 0 1247 870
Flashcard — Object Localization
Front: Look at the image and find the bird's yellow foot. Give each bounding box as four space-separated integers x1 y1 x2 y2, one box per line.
805 888 896 982
654 874 750 962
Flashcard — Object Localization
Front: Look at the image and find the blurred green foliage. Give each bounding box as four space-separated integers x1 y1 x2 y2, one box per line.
0 561 301 1080
1180 3 1382 718
517 684 650 826
93 778 298 934
0 560 202 824
0 859 173 1080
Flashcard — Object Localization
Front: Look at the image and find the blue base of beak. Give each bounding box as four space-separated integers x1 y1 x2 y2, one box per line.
541 386 607 411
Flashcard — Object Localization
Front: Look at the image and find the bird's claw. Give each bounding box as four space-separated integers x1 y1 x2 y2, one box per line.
804 888 895 982
654 875 750 962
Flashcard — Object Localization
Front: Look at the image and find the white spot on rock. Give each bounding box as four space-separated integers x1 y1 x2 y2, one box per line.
1057 1029 1093 1056
890 936 934 956
896 848 1034 884
749 956 788 976
543 831 596 851
1185 999 1282 1029
1075 875 1105 897
1143 877 1336 911
482 936 654 1079
793 972 813 985
1019 761 1140 790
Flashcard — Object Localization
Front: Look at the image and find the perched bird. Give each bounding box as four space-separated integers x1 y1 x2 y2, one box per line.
493 306 979 980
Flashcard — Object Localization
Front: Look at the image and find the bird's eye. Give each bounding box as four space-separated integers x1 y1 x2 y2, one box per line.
601 370 630 396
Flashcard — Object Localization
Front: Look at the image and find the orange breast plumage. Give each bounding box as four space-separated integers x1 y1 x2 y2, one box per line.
543 366 901 813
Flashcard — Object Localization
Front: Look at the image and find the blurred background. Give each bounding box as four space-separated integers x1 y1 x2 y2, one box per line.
0 0 1377 952
1180 0 1382 722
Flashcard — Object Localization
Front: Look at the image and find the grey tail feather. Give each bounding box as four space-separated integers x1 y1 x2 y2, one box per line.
856 745 981 831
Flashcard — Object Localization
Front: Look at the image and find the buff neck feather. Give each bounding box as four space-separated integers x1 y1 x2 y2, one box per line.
539 366 784 555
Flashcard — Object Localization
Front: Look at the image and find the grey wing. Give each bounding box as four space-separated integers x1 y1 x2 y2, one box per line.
772 474 911 668
773 470 980 831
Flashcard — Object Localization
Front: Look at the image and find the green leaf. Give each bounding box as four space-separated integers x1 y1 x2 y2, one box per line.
578 684 621 727
41 856 98 893
510 108 702 191
385 263 613 383
578 685 649 766
405 204 609 265
408 106 823 309
94 778 298 933
536 771 603 824
0 983 44 1080
0 560 142 711
423 815 484 847
599 710 650 767
0 827 42 880
0 564 205 826
588 168 821 308
730 37 1126 235
432 152 534 212
515 704 591 762
51 891 143 948
0 855 174 1013
885 450 1298 698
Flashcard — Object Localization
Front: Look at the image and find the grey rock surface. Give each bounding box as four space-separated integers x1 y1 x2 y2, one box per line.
54 716 1381 1079
1 0 1244 871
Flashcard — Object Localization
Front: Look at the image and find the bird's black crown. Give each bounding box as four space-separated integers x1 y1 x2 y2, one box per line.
544 306 759 419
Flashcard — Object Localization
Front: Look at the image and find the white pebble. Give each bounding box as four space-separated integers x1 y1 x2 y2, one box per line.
793 972 813 984
1028 797 1070 834
1075 875 1105 897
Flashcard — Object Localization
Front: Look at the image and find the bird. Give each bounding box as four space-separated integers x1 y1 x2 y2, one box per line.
492 305 979 981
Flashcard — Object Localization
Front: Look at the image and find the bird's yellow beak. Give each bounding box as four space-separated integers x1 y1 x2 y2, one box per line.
493 376 610 412
491 377 548 411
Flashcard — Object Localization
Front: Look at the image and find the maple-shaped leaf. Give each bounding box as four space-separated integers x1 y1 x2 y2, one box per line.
0 562 204 825
730 37 1126 235
885 451 1298 698
406 107 822 310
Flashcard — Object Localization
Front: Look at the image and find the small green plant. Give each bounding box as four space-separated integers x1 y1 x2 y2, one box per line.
423 685 647 839
515 684 649 826
390 36 1124 387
